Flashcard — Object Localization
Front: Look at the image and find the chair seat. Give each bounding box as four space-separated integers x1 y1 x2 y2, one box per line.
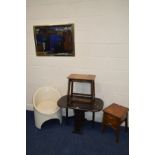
36 100 59 114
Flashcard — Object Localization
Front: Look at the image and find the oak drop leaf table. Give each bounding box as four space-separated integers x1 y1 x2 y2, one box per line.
57 95 104 134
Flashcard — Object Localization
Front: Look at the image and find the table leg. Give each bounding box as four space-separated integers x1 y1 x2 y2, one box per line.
92 112 95 127
102 113 107 132
125 114 128 132
115 127 120 143
72 109 85 134
66 107 69 124
102 122 107 133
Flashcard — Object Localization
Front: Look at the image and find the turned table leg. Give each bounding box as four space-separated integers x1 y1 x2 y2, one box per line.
73 109 85 134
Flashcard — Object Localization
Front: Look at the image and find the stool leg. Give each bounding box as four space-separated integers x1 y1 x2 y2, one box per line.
93 80 95 99
71 81 74 97
67 79 71 96
91 80 95 101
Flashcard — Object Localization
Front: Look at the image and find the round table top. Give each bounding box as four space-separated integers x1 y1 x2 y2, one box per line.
57 95 104 112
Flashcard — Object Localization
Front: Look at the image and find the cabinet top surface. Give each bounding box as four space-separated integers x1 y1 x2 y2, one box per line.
104 103 128 118
67 74 96 80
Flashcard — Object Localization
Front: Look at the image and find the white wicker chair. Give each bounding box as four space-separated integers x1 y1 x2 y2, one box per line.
33 87 62 129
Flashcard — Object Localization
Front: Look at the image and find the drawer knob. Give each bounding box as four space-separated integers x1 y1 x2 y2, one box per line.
108 122 112 126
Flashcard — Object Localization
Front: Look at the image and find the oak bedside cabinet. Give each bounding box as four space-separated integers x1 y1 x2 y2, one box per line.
102 103 129 143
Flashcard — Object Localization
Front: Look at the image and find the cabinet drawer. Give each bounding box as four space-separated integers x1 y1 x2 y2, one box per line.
103 113 120 128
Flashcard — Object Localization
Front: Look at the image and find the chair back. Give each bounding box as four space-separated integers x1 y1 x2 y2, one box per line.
33 87 61 108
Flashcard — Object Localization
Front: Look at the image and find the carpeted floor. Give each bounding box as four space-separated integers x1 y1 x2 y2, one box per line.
26 111 129 155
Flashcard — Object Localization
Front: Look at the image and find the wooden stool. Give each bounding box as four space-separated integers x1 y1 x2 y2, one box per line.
66 74 96 124
67 74 96 99
102 103 129 143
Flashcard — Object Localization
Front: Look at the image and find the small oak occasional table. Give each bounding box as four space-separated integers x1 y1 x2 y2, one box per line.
102 103 129 143
57 95 104 134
